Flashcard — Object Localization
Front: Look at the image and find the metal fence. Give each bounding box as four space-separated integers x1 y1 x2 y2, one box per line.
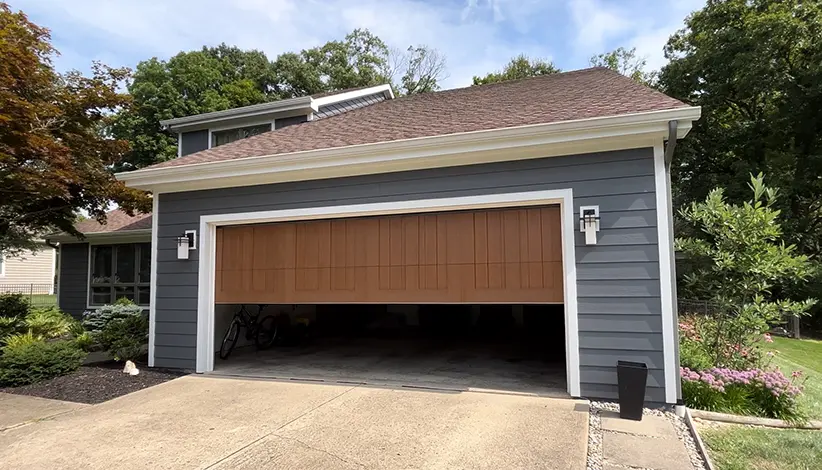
0 284 57 308
678 297 801 338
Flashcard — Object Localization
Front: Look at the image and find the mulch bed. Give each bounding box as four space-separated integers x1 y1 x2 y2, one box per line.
0 362 187 404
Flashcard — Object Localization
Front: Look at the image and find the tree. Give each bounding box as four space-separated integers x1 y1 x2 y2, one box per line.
390 45 448 95
115 29 447 170
659 0 822 328
472 54 560 85
589 47 656 85
0 4 150 255
659 0 822 256
112 44 281 170
676 174 816 364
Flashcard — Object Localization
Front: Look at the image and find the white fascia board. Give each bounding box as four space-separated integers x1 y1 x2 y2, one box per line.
311 84 394 108
120 106 701 193
50 230 152 244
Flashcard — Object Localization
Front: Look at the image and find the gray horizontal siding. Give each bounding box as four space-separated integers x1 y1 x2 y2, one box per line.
275 115 308 129
57 243 88 318
154 147 668 402
180 130 208 157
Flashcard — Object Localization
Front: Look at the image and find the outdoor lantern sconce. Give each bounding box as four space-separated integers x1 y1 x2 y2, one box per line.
176 230 197 260
579 205 600 245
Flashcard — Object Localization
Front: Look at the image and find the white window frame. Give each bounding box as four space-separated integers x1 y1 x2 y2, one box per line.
87 241 151 308
207 120 274 149
0 253 5 277
190 188 582 398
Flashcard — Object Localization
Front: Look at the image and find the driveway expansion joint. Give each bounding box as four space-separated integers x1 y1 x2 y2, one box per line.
204 384 360 469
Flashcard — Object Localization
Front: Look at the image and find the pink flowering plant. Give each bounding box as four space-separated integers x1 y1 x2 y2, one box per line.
681 366 806 421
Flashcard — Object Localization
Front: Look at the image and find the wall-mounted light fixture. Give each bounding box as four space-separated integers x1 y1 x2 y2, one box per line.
176 230 197 260
579 205 600 245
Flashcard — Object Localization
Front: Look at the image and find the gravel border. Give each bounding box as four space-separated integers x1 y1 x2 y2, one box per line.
587 401 708 470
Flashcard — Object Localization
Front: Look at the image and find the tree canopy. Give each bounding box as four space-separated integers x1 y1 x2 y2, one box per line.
0 4 149 254
472 54 560 85
113 29 447 170
659 0 822 256
589 47 656 85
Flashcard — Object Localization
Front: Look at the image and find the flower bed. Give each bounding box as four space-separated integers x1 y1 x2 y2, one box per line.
681 366 805 422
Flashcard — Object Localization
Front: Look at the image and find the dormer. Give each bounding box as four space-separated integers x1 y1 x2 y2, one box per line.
160 84 394 157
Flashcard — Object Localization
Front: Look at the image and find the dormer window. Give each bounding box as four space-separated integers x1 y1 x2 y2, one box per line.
211 123 272 148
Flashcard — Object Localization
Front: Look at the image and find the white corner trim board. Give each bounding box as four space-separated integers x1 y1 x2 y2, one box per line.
148 195 159 367
654 142 678 404
119 107 701 193
193 189 582 398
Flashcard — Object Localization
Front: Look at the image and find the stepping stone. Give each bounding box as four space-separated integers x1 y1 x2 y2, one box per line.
603 431 692 470
600 410 678 439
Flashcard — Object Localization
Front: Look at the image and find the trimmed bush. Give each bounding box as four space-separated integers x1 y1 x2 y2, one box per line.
82 302 144 333
681 366 805 422
0 294 29 319
0 340 87 387
97 313 148 361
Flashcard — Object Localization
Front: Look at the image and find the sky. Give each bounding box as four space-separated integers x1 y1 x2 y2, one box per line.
12 0 706 89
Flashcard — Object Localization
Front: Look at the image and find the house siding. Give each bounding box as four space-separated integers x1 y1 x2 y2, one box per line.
0 245 55 289
155 148 668 403
275 115 309 129
180 130 209 157
57 243 89 318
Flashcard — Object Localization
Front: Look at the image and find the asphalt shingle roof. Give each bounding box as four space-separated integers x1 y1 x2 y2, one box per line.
146 68 687 170
74 210 152 234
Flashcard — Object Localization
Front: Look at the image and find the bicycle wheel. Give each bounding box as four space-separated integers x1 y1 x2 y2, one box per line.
219 319 241 359
255 315 278 350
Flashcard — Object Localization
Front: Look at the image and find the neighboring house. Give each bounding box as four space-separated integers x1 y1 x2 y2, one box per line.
0 242 57 294
51 71 702 405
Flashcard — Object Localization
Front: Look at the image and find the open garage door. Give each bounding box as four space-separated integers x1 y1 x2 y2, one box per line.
215 206 563 304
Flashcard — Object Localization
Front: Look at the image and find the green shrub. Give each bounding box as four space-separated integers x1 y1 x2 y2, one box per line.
24 307 75 339
114 297 136 306
97 313 148 361
82 303 144 333
74 331 94 352
3 331 39 349
0 294 30 319
0 340 87 387
0 316 23 344
677 174 816 362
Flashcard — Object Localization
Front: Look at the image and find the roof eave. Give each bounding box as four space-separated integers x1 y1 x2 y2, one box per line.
119 106 701 194
158 84 394 133
160 98 314 133
48 229 152 244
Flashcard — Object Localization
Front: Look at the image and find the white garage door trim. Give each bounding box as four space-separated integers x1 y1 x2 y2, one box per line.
195 189 581 397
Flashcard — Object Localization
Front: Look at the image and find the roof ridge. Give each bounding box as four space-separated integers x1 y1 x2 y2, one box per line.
136 66 688 171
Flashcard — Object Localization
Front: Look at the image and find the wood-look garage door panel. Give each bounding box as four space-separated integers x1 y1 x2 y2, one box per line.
215 205 563 304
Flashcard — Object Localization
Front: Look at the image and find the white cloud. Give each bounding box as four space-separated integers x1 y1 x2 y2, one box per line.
14 0 708 86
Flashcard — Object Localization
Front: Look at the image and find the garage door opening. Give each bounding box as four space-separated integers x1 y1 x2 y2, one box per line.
212 303 568 396
200 198 575 396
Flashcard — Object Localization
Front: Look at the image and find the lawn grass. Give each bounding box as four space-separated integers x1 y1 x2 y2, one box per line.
764 336 822 420
28 294 57 308
700 425 822 470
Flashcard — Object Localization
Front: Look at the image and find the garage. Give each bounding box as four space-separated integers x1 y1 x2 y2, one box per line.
205 201 573 396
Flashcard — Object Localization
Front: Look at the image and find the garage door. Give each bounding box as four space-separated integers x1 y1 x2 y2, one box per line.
215 206 563 304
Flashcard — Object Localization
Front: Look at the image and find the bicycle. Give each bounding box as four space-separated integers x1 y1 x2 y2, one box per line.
219 304 278 360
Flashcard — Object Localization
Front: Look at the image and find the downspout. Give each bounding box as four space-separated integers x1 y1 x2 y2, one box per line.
664 120 683 406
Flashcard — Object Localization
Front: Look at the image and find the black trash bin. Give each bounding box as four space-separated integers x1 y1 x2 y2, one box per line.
617 361 647 421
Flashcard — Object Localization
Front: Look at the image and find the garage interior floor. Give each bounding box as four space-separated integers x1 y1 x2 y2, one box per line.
212 335 568 397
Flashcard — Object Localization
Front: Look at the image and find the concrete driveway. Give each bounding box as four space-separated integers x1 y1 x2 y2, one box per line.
0 376 588 469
